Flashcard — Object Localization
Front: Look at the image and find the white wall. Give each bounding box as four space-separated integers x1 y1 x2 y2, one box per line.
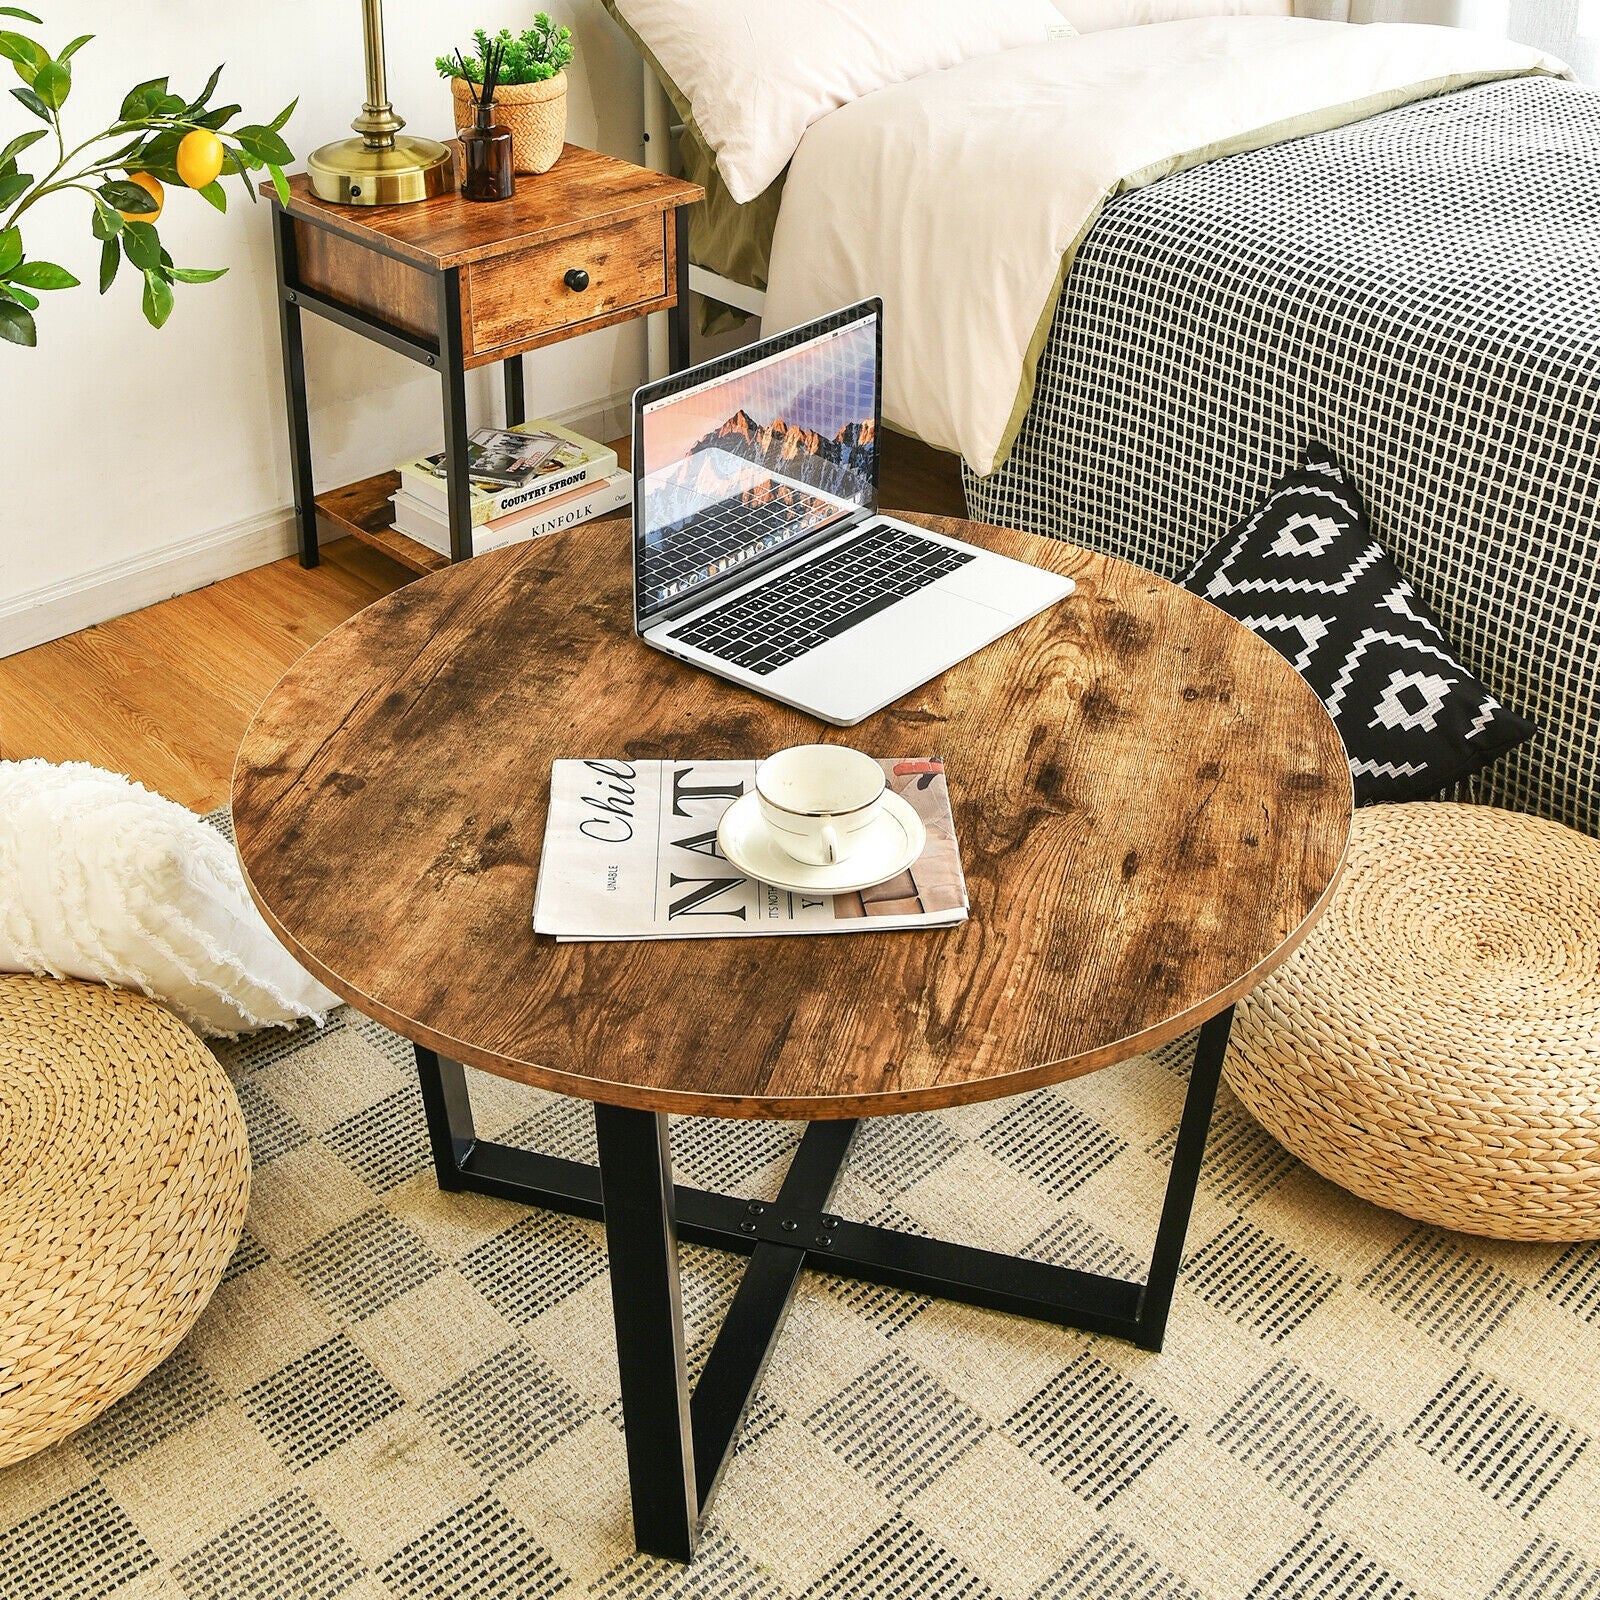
0 0 647 651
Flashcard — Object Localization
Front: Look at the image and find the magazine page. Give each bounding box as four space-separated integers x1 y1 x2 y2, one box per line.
532 757 967 941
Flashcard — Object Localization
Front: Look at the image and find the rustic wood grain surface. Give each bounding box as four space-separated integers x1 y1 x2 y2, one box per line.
232 513 1351 1120
270 147 701 271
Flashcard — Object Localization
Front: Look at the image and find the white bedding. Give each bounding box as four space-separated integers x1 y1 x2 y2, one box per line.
761 17 1566 475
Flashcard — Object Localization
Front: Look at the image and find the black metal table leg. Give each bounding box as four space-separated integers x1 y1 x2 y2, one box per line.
1136 1004 1234 1350
436 267 474 563
594 1105 699 1562
271 205 318 569
667 204 691 374
410 1008 1234 1561
503 354 525 428
689 1119 855 1508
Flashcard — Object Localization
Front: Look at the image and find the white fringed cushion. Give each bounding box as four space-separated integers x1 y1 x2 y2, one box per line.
607 0 1066 204
0 761 339 1037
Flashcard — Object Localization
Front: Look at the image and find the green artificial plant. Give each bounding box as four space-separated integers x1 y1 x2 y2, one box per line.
0 5 297 346
436 19 574 87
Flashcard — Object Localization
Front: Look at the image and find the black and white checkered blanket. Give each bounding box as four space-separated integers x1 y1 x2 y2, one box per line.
967 77 1600 836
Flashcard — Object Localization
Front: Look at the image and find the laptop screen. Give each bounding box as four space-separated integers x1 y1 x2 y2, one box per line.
634 303 881 626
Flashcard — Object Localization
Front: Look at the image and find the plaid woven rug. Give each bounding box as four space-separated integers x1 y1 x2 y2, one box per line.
3 818 1599 1598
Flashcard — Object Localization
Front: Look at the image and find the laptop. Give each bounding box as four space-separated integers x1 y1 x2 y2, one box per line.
631 299 1074 726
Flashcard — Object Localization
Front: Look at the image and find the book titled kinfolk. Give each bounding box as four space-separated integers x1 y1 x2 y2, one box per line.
390 470 632 557
397 418 618 523
533 757 968 942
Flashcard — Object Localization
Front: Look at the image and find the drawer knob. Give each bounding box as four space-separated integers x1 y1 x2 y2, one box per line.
564 267 590 292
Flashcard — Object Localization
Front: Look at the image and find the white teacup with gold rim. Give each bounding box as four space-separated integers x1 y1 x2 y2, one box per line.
755 745 886 867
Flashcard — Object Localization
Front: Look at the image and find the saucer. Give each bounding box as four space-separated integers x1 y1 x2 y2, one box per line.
717 791 926 895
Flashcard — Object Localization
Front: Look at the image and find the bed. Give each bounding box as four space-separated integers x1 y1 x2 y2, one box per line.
608 0 1600 836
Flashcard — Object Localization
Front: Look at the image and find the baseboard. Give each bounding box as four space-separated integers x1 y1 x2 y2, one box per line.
0 505 306 658
1 386 638 659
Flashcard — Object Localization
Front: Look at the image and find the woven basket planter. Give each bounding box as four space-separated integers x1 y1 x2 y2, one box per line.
451 72 567 176
0 975 251 1466
1226 802 1600 1242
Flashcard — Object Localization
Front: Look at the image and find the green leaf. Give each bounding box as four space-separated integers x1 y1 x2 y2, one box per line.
141 267 173 327
185 62 223 115
98 234 118 293
90 198 123 239
0 225 20 275
194 102 239 131
99 178 158 214
0 280 37 308
0 7 43 22
196 179 226 213
267 96 297 134
30 59 67 108
0 297 35 345
0 29 45 75
118 75 168 121
233 123 292 166
0 126 44 162
6 258 77 289
125 127 181 184
0 171 28 209
168 264 226 283
121 218 160 271
58 33 92 62
9 83 48 119
267 162 289 206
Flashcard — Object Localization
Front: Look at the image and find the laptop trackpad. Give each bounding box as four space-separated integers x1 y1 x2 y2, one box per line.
772 585 1005 711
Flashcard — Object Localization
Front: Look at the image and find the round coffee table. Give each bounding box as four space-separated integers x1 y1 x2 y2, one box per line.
234 512 1349 1561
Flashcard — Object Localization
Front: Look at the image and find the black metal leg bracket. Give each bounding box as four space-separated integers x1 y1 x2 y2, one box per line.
412 1005 1233 1559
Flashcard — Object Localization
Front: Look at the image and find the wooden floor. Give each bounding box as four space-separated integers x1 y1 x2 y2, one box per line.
0 434 967 813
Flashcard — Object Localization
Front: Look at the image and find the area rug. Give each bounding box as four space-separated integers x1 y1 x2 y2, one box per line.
3 821 1600 1599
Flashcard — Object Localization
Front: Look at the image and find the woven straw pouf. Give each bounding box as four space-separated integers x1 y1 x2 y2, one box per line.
0 975 250 1466
1227 802 1600 1241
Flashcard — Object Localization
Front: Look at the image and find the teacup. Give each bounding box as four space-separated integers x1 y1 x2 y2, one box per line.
755 745 886 866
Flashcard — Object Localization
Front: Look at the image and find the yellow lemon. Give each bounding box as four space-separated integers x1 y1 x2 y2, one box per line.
120 171 164 223
176 129 225 190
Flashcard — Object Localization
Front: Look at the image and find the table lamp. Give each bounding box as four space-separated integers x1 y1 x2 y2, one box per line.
306 0 455 204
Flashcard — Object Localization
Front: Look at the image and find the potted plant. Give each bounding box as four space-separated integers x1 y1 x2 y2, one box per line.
437 19 572 177
0 5 296 346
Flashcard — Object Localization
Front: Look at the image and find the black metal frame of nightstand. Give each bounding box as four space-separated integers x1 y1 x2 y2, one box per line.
270 203 692 569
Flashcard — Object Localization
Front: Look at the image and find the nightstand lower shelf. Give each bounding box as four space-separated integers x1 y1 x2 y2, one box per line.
315 474 447 577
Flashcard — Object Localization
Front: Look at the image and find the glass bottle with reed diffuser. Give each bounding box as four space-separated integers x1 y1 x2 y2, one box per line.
456 43 513 202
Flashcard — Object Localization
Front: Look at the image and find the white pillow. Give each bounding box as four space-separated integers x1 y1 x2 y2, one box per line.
0 761 339 1038
1050 0 1290 31
611 0 1068 203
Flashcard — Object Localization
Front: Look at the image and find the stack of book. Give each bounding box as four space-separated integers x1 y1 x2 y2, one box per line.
389 419 630 557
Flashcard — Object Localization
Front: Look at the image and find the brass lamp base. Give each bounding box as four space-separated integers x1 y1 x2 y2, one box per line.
306 134 455 206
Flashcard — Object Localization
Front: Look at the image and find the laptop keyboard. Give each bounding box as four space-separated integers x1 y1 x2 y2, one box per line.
670 524 975 676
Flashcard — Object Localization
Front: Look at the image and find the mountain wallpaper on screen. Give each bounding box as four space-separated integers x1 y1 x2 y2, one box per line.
644 448 830 539
692 410 875 502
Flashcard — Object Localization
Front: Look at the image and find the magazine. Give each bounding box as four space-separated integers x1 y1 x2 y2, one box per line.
533 757 968 941
425 425 566 485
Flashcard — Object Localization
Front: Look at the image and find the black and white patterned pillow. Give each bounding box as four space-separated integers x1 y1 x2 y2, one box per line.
1180 446 1536 805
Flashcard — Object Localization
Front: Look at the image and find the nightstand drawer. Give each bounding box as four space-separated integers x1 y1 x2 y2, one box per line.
468 211 668 354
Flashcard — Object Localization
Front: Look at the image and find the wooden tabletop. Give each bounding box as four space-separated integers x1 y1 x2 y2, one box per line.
269 146 702 271
232 513 1351 1120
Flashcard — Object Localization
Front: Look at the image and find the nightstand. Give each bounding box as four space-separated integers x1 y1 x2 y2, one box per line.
267 145 703 574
